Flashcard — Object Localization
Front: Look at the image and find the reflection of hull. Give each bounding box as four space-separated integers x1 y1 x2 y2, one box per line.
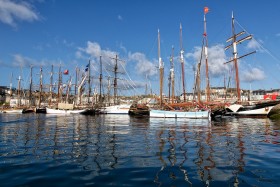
150 109 210 119
46 107 87 114
100 104 131 114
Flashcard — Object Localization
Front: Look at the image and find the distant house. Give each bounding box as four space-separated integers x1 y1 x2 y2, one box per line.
0 86 12 104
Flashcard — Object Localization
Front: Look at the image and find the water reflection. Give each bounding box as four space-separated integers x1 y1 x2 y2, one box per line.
0 114 279 186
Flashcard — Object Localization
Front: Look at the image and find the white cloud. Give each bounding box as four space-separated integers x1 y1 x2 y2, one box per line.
246 38 262 51
117 15 123 21
186 44 229 77
0 0 40 27
128 52 157 78
241 67 265 82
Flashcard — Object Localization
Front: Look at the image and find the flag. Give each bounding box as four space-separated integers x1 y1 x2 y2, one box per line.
204 7 209 14
63 69 69 75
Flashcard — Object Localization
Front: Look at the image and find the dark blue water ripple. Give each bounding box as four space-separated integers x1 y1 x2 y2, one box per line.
0 114 280 186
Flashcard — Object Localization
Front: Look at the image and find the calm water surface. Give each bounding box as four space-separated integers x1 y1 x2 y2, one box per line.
0 113 279 187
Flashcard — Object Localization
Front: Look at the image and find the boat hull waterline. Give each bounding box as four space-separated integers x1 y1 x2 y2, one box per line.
150 109 210 119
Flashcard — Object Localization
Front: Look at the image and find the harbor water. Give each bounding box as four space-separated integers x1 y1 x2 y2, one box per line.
0 114 279 187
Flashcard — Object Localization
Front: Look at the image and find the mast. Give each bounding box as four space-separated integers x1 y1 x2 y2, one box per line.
158 29 164 106
17 75 22 107
38 66 43 108
57 64 62 104
9 73 13 99
114 55 118 105
170 46 175 104
99 56 103 103
75 66 78 97
180 23 186 102
204 7 210 102
29 65 33 107
66 76 72 103
49 64 53 106
224 12 255 102
88 59 91 104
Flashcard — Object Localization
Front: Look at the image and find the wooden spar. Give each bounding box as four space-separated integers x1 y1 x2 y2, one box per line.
225 12 255 102
49 64 53 106
99 56 103 103
204 13 210 102
17 75 22 107
168 46 174 103
29 65 33 107
158 29 164 106
114 55 118 105
171 46 175 104
179 23 186 102
88 59 91 104
38 66 43 108
57 64 62 104
9 73 13 99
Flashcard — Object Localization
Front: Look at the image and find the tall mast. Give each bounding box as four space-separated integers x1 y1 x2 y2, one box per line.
38 66 43 108
57 64 62 104
49 64 53 106
9 73 13 99
158 29 164 106
17 75 22 107
113 55 118 105
170 46 175 104
99 56 103 103
204 7 210 102
75 66 78 97
180 23 186 102
224 12 255 102
29 65 33 107
88 59 91 104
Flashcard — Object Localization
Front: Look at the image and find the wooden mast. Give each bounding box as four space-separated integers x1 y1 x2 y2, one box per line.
158 29 164 106
204 7 210 102
38 66 43 108
49 64 53 106
99 56 103 103
29 65 33 107
17 75 22 107
180 23 186 102
88 59 91 104
113 55 118 105
224 12 255 102
170 46 175 104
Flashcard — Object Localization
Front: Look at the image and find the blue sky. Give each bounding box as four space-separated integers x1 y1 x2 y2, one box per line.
1 0 280 97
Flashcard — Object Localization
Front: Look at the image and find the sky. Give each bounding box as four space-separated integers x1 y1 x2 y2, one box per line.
1 0 280 97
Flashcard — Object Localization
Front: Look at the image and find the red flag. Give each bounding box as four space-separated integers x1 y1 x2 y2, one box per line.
204 7 209 14
63 69 69 75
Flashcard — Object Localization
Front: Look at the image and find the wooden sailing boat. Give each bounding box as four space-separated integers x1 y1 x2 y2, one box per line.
220 12 280 117
149 29 210 119
46 65 88 114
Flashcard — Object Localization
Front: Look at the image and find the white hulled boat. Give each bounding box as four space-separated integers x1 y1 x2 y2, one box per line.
99 104 131 114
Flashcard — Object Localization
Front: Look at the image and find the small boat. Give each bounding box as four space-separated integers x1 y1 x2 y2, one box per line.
1 108 23 113
224 100 280 117
100 104 132 114
128 104 150 116
46 107 88 114
150 109 210 119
